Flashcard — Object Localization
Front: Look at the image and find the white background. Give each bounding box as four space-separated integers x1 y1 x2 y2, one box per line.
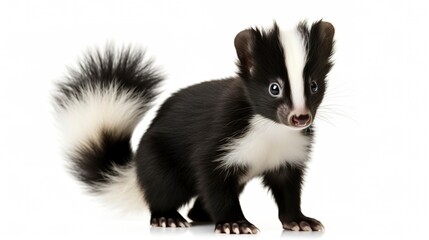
1 0 428 239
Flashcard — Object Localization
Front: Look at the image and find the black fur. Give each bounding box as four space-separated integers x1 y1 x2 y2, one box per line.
136 78 253 226
136 21 334 232
55 20 335 233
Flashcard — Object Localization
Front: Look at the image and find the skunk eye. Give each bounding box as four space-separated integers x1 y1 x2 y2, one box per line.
310 80 318 94
269 83 281 97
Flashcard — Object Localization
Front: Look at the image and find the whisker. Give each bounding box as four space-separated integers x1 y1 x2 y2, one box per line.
314 114 336 127
316 108 359 126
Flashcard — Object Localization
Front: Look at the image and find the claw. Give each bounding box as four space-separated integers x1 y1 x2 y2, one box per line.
168 218 176 228
299 221 312 231
160 217 166 228
232 223 239 234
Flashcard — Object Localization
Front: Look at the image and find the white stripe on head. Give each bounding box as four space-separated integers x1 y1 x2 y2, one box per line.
279 27 307 111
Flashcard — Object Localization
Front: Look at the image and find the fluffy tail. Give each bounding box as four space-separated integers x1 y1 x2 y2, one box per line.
54 46 162 209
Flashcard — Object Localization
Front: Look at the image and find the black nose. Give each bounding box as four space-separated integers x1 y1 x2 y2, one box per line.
291 114 311 127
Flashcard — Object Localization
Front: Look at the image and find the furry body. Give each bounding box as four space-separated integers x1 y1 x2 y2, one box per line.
55 20 335 234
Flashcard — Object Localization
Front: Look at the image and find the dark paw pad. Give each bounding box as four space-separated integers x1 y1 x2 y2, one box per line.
282 216 324 232
215 221 259 234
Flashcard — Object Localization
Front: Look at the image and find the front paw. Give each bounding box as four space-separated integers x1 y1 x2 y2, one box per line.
281 216 324 232
215 220 259 234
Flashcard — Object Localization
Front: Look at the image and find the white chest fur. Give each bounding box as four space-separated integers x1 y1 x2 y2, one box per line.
218 114 311 183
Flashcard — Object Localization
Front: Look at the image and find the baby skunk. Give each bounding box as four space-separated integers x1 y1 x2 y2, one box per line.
54 20 335 234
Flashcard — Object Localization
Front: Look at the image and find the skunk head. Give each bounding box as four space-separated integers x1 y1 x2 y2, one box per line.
235 20 335 130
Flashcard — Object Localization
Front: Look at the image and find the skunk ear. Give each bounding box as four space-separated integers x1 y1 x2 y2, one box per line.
319 21 335 41
234 29 257 78
312 21 335 59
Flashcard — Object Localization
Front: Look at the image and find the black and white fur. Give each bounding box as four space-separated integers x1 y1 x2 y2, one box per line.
54 20 335 234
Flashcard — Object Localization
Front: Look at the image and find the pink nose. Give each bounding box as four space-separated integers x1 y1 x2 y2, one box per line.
291 114 311 126
290 114 312 127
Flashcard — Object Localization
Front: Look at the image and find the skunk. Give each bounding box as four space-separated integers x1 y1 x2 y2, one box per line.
54 20 335 234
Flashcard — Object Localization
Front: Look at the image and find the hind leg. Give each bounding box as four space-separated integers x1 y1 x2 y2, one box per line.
142 170 193 228
188 183 247 223
143 175 193 228
188 197 212 223
135 141 194 228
